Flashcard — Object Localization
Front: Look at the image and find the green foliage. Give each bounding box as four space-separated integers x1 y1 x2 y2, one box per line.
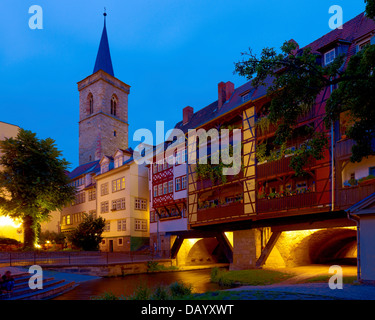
235 31 375 172
68 214 106 251
0 129 75 249
147 261 179 272
366 0 375 19
168 281 193 298
39 230 65 245
91 291 119 300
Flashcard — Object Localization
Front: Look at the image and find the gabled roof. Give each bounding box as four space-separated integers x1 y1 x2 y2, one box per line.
68 160 100 180
346 192 375 215
93 14 114 77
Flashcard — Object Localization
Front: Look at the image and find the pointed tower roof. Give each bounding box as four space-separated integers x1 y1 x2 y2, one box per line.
93 11 114 77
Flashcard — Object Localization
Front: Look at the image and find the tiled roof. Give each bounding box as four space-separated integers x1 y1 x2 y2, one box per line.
68 160 100 180
173 12 375 133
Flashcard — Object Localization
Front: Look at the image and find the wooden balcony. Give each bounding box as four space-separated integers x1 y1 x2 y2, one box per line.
196 202 244 223
336 183 375 210
257 192 317 213
196 172 243 191
257 156 317 179
335 138 355 161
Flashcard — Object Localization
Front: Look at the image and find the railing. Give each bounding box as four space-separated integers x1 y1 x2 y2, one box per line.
196 202 244 222
257 156 317 179
196 172 243 191
0 251 160 267
336 183 375 210
257 192 317 213
335 138 355 160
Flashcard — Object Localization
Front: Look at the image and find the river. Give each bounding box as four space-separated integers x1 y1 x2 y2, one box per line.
54 268 225 300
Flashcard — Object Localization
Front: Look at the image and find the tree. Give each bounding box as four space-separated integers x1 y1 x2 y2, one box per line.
234 3 375 174
68 214 106 251
0 129 75 249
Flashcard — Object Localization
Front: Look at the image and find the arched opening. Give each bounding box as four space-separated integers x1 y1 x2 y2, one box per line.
265 227 357 268
111 96 117 116
181 238 229 266
87 93 94 115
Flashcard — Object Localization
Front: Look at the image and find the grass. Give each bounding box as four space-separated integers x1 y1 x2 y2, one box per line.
210 267 295 287
300 275 358 284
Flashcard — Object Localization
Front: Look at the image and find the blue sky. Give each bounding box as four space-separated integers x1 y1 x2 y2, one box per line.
0 0 366 169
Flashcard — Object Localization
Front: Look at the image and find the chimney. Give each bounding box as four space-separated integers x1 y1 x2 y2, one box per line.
183 106 194 124
218 81 235 110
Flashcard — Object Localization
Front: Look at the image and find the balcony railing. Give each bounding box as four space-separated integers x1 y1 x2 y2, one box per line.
335 138 355 160
196 202 244 222
257 192 317 213
336 183 375 210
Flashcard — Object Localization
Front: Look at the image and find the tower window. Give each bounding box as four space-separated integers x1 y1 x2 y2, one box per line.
111 96 117 116
88 94 94 115
114 130 116 137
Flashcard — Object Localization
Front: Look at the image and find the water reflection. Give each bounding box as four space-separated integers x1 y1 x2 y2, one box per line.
54 269 224 300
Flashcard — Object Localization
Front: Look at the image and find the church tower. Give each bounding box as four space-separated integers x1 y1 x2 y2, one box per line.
78 12 130 165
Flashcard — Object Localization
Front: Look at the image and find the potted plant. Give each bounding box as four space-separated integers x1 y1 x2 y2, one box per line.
348 177 358 187
358 174 375 185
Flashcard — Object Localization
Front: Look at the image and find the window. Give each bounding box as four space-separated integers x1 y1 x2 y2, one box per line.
112 198 126 211
101 183 109 196
370 167 375 176
182 149 187 163
168 180 173 193
104 222 110 232
163 182 168 195
111 96 117 116
74 192 86 205
62 216 66 225
101 163 109 174
89 95 94 114
117 219 126 231
175 177 181 191
181 176 187 190
114 156 122 168
158 184 163 196
176 152 181 165
66 215 71 225
296 182 307 193
153 186 158 197
150 211 156 223
118 238 123 246
324 49 335 65
114 130 117 137
112 177 125 192
135 198 147 210
88 189 96 201
101 201 109 213
135 219 147 231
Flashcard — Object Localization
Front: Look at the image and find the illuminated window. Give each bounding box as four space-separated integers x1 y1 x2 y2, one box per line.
112 177 125 192
66 215 71 225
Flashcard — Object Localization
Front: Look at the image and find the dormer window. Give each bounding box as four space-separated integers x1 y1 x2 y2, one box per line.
111 96 117 116
114 156 122 169
101 162 109 174
324 49 336 65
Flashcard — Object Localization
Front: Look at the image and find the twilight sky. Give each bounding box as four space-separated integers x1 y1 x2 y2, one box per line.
0 0 365 169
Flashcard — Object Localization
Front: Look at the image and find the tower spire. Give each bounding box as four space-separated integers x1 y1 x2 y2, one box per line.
93 10 114 76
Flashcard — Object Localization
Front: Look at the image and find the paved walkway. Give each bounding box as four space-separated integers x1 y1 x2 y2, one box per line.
226 265 375 300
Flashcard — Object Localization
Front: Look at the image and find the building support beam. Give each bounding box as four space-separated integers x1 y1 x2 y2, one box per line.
170 235 184 259
255 231 281 268
215 232 233 263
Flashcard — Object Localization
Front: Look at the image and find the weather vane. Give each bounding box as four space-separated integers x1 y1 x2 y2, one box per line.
104 7 107 17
